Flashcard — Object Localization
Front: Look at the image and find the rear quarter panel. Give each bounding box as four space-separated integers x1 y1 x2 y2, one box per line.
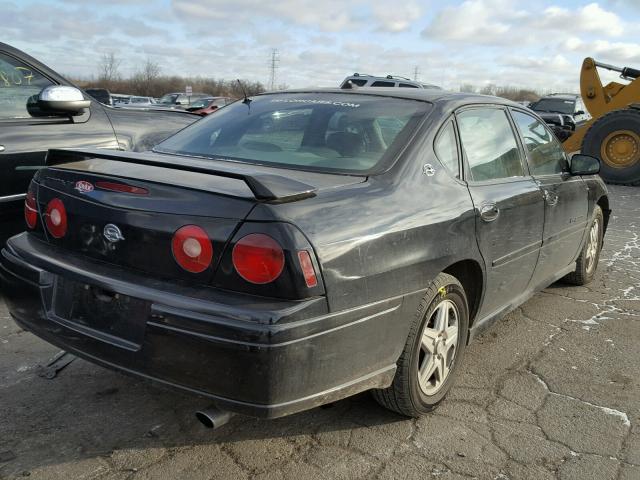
249 109 483 314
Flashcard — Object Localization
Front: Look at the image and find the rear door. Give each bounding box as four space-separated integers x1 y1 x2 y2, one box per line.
0 49 118 220
510 109 589 288
456 106 545 319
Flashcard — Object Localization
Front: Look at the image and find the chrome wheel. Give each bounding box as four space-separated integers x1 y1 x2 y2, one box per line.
585 218 600 274
418 299 459 396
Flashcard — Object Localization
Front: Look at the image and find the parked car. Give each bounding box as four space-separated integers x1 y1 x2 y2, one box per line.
530 93 591 131
0 42 198 241
111 93 133 106
340 73 442 90
186 96 234 115
1 89 609 423
156 92 211 109
116 96 158 108
84 88 112 106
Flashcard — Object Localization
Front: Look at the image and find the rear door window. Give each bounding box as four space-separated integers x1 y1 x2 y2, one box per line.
371 81 395 87
0 52 54 120
457 108 524 181
434 121 459 178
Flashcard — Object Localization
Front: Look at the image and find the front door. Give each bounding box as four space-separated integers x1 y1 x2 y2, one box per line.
511 109 589 288
0 50 117 225
456 106 545 319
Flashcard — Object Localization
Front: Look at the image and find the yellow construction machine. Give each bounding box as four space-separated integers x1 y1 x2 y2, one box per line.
564 58 640 185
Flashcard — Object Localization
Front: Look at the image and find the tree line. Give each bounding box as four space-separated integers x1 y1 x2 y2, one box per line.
75 52 266 98
81 52 564 102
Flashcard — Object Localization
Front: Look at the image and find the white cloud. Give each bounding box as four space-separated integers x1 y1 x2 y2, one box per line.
373 2 423 32
423 0 626 45
171 0 424 33
535 3 624 37
422 0 525 45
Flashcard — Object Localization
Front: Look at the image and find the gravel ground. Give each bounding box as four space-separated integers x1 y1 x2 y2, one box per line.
1 185 638 480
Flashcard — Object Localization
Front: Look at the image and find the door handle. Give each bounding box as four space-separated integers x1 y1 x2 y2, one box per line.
480 203 500 222
544 189 559 206
0 145 5 153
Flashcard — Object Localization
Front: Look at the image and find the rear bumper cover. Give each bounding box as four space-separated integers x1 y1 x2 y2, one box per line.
1 233 402 418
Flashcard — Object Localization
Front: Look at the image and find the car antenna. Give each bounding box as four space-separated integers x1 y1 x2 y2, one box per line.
237 79 251 105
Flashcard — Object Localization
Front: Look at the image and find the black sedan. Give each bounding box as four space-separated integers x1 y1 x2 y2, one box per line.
0 42 198 240
0 89 609 423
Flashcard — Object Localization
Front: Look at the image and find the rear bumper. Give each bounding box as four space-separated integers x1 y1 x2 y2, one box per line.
1 233 403 418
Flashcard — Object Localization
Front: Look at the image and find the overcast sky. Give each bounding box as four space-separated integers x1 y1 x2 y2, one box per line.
4 0 640 91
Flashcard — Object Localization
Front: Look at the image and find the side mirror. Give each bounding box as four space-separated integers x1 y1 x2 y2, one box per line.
38 86 91 115
570 154 600 176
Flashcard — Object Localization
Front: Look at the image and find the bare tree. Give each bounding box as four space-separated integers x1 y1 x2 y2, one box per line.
132 58 162 96
97 52 121 84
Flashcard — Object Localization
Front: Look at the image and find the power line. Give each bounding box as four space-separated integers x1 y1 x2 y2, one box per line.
269 49 280 90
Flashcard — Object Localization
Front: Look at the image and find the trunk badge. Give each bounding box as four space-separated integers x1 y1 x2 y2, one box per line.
75 180 94 193
103 224 125 243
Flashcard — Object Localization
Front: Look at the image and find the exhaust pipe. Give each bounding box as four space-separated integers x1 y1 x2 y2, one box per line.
195 405 235 429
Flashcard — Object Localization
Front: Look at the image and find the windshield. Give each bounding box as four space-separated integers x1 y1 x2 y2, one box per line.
154 93 431 174
533 98 575 115
190 98 212 108
159 94 179 105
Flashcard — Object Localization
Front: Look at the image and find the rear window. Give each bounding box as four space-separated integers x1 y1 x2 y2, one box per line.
155 93 431 174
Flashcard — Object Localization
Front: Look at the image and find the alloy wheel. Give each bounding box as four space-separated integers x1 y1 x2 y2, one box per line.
418 299 459 396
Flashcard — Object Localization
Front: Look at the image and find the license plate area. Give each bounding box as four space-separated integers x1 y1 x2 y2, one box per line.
53 278 149 346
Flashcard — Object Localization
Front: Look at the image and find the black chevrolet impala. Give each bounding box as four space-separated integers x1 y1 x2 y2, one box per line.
1 89 609 421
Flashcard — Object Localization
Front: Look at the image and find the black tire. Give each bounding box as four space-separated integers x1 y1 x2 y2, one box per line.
564 205 604 286
372 273 469 417
581 108 640 185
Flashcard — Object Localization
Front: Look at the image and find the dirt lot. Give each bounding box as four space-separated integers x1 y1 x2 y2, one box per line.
1 185 638 480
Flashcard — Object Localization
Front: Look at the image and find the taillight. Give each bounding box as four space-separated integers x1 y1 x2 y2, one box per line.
24 192 38 229
172 225 213 273
232 233 285 284
95 181 148 195
45 198 67 238
297 250 318 288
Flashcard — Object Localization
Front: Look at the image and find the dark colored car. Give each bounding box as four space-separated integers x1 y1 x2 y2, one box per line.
1 89 609 422
186 96 234 116
84 88 112 106
0 42 198 240
156 92 211 109
530 93 591 134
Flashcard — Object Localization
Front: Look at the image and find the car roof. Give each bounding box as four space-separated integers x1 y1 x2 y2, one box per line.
258 87 524 110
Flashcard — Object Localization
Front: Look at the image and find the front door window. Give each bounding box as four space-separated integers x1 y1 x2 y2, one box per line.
0 52 53 120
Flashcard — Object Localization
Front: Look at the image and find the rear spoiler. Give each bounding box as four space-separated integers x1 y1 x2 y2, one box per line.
45 148 317 203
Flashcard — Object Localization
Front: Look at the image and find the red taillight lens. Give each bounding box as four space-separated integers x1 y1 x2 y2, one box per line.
172 225 213 273
95 181 148 195
232 233 285 284
24 192 38 229
45 198 67 238
297 250 318 288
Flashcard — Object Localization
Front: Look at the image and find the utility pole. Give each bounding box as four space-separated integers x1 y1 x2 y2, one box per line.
269 49 280 91
413 66 420 82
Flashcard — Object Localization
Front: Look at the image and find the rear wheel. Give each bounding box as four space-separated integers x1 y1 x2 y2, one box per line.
581 109 640 185
372 273 469 417
565 205 604 285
